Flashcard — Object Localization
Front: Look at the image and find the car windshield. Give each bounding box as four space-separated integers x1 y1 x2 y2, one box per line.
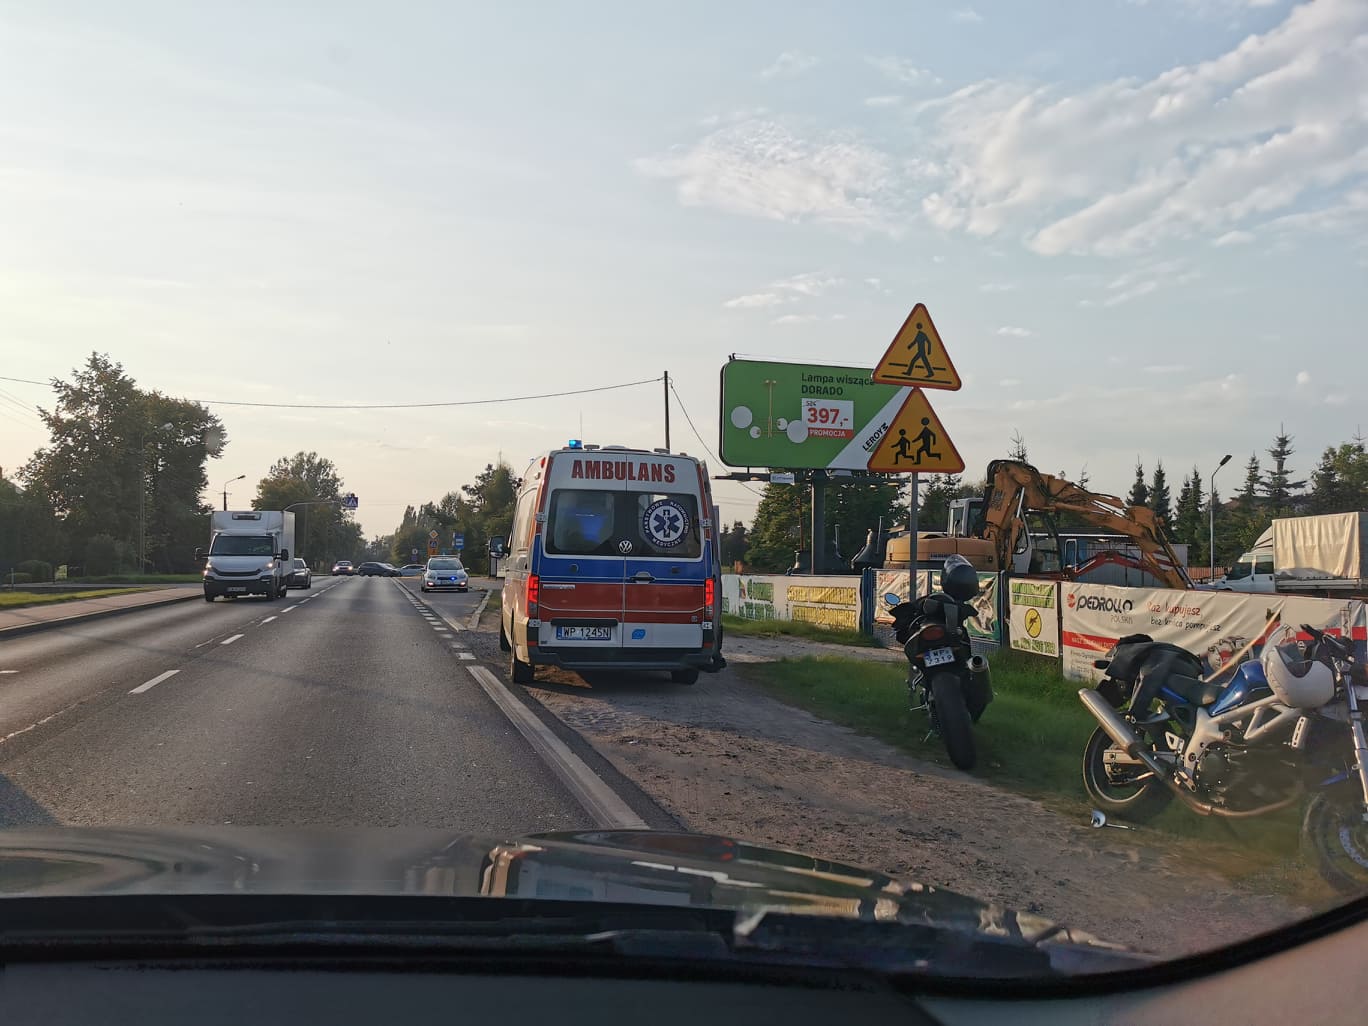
209 535 276 557
2 1 1364 986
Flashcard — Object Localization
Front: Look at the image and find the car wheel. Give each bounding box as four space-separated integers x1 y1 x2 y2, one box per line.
204 593 215 603
499 621 511 652
510 645 535 685
670 669 700 685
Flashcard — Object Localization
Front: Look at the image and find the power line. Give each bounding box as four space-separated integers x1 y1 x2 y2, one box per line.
667 381 765 499
0 375 50 387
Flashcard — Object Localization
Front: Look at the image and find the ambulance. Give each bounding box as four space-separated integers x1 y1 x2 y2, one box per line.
497 442 726 685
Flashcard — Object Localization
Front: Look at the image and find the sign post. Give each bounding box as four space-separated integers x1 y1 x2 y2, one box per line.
870 303 964 594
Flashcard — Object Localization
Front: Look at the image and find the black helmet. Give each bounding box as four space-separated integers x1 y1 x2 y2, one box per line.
940 554 980 602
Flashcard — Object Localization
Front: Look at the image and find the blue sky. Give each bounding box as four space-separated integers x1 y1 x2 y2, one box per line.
1 0 1364 533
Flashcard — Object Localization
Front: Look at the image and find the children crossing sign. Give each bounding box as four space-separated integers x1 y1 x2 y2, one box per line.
871 303 962 391
866 389 965 474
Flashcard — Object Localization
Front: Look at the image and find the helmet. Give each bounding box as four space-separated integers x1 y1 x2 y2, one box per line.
940 554 980 603
1260 642 1334 709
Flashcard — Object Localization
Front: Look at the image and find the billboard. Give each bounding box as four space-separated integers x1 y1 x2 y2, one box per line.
1008 580 1060 658
719 359 909 470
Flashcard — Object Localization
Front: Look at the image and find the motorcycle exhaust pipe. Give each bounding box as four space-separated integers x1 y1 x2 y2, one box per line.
967 655 989 674
1077 688 1302 820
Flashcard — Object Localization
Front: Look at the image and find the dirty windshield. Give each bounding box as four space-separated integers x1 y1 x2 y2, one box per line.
0 0 1365 980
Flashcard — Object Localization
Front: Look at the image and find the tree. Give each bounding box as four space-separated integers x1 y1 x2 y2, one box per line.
1261 426 1306 519
1172 466 1206 567
719 521 749 568
1308 440 1368 515
1232 453 1264 552
1149 461 1172 526
0 473 64 572
1008 431 1029 462
1126 460 1149 508
253 452 360 570
746 483 807 572
20 353 224 573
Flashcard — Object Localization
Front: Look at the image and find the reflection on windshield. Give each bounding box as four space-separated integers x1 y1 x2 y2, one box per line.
428 560 463 571
210 536 276 556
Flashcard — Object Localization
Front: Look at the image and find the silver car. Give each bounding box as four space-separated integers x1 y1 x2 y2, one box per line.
422 557 469 592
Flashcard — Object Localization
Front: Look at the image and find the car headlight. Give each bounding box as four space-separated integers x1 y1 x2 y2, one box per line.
203 564 214 576
264 561 276 570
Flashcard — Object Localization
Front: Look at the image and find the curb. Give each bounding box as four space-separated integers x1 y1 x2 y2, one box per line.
0 591 202 640
467 588 492 630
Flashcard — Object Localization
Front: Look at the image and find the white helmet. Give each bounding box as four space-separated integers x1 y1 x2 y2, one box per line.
1261 642 1334 710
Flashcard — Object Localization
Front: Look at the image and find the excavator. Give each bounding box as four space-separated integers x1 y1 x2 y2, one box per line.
880 459 1194 590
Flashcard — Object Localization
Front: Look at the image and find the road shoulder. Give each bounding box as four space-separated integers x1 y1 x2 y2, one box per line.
0 586 201 639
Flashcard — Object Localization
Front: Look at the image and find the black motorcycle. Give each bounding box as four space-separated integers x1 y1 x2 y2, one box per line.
887 557 993 770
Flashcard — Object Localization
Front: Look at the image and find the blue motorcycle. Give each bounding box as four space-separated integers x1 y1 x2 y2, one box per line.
1078 624 1368 893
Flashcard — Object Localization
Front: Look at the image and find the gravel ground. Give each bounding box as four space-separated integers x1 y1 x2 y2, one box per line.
468 612 1311 957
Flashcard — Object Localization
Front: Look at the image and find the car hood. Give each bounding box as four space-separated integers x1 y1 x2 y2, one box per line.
0 826 1142 970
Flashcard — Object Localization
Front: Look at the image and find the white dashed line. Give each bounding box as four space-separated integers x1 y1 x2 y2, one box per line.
458 652 476 661
261 616 277 624
129 669 180 694
221 634 243 646
281 606 297 614
0 670 17 675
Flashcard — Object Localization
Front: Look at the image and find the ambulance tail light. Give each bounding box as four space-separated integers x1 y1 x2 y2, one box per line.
527 574 540 617
704 577 715 617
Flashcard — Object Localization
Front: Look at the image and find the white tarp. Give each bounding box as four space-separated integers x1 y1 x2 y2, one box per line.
1008 580 1060 658
1273 512 1365 582
1060 583 1365 684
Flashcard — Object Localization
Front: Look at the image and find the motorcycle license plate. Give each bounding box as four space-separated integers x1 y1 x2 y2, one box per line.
924 647 955 667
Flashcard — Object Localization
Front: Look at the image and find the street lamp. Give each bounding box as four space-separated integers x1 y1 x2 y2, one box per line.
222 474 246 512
1210 454 1232 584
139 422 175 574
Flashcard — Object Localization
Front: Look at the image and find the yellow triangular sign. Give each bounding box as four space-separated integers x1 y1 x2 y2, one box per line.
871 303 961 390
867 389 965 474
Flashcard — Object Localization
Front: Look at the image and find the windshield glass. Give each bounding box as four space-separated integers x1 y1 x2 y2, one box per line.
1 0 1363 984
210 535 276 557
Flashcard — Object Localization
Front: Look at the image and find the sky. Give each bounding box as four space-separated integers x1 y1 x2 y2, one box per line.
1 0 1365 536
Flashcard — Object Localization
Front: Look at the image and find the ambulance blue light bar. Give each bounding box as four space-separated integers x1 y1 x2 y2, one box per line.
567 439 583 449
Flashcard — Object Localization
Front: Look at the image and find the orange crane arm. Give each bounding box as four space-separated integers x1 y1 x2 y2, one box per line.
978 460 1193 590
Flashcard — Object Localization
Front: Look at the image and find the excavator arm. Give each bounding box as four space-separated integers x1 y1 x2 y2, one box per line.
977 460 1194 590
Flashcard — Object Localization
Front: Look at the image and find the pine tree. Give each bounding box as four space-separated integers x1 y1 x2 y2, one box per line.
1234 454 1264 552
1008 431 1029 463
1149 461 1172 525
1308 440 1368 514
1126 459 1150 508
1261 425 1306 519
1173 466 1206 567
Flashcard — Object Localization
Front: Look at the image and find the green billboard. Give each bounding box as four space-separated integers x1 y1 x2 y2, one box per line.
718 359 910 470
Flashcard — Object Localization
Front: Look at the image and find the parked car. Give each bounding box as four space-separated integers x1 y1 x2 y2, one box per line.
286 558 313 590
332 560 354 576
357 561 399 577
398 564 425 577
423 557 469 593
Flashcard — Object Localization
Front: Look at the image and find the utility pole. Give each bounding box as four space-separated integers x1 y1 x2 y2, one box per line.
908 474 920 595
663 370 671 452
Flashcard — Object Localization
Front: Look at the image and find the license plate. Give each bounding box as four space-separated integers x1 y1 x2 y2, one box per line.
924 647 955 667
226 586 247 594
555 626 612 641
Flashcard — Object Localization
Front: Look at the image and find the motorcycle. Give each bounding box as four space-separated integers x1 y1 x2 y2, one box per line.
1078 623 1368 893
887 556 993 771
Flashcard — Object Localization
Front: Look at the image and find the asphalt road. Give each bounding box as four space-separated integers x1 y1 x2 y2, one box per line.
0 577 598 833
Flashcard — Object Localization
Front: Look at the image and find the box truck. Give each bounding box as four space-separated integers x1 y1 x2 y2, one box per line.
199 510 295 602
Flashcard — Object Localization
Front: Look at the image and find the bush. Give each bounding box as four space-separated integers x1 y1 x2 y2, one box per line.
4 572 33 586
84 534 118 577
16 560 53 583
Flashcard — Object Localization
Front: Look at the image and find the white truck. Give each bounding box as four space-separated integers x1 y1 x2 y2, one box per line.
1215 511 1368 600
198 510 296 602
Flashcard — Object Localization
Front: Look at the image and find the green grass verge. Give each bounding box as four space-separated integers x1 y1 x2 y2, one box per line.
722 613 876 647
65 574 201 584
0 588 149 608
742 648 1321 897
482 587 503 613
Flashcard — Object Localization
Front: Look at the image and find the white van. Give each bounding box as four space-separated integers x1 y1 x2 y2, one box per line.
498 443 726 685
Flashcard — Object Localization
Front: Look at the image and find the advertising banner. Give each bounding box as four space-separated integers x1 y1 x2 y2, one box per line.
872 569 1001 645
721 574 861 628
1008 579 1060 658
1060 583 1366 684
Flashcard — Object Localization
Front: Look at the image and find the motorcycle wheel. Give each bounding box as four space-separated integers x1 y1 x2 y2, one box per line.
1302 791 1368 895
1081 726 1171 823
930 673 976 771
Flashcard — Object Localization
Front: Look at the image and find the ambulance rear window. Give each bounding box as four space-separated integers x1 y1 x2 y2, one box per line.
546 490 618 556
543 489 702 559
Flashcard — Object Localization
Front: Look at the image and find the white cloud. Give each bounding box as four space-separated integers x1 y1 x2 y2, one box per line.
760 50 819 80
635 119 903 234
865 57 938 86
996 325 1034 337
1296 370 1311 385
1144 363 1189 373
915 0 1368 255
864 95 903 107
1214 229 1255 246
979 282 1017 292
999 377 1021 387
951 8 984 23
773 313 819 325
1326 393 1349 405
722 292 783 309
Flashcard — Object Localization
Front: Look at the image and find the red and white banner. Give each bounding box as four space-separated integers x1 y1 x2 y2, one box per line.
1060 583 1367 684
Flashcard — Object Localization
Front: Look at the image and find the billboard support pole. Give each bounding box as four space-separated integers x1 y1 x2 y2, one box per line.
908 473 919 595
810 472 826 575
663 370 671 452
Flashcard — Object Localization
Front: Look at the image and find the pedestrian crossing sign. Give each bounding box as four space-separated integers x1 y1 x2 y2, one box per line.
871 303 962 390
866 389 964 474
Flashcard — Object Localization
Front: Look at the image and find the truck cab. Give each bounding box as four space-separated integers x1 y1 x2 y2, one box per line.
200 510 296 602
1216 529 1276 594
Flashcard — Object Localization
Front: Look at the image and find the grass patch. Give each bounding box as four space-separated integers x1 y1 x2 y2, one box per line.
742 647 1324 893
482 587 503 613
723 613 876 647
65 574 201 585
0 588 148 609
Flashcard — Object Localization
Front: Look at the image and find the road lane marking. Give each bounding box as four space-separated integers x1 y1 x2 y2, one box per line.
467 665 647 831
261 616 277 624
458 652 476 661
130 669 180 695
0 670 17 674
221 634 243 646
281 606 297 614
